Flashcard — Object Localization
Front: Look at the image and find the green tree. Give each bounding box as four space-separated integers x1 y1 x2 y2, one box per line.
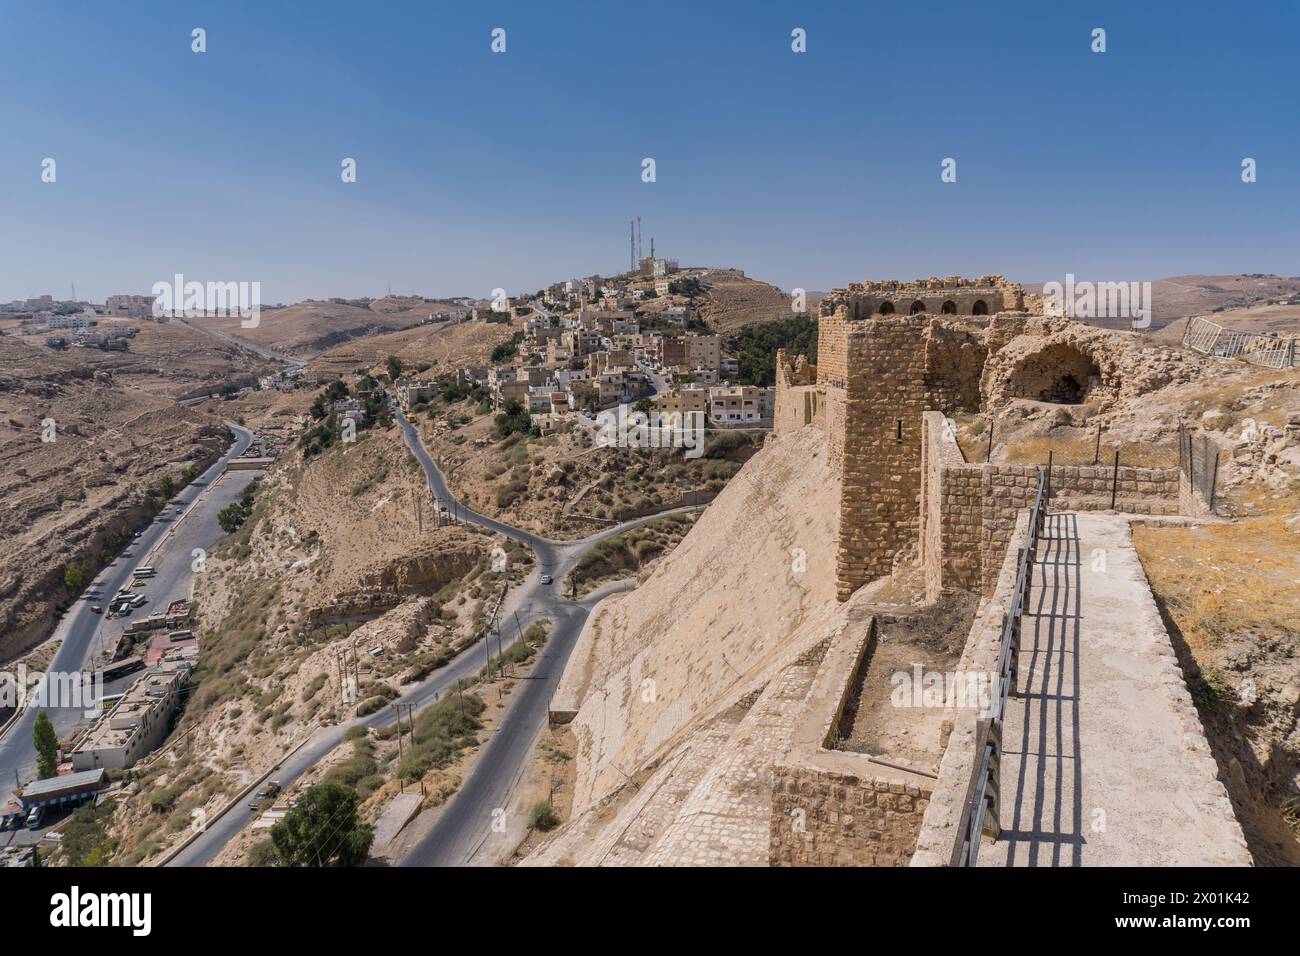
63 561 93 593
269 782 373 867
494 399 532 439
385 355 403 380
158 475 175 499
726 315 819 386
217 502 246 534
33 709 58 779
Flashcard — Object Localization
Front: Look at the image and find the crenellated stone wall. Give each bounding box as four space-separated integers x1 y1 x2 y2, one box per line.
819 275 1036 321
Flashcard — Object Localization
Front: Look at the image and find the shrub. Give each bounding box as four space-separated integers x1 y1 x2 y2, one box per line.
528 801 559 831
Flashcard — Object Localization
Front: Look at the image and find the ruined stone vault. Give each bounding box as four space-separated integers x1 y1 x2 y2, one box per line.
774 276 1192 601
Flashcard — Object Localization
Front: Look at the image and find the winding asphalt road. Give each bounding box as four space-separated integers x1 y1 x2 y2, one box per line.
169 407 695 866
0 424 255 800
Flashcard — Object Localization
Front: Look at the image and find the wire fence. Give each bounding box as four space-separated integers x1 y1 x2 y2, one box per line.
1183 315 1298 370
965 420 1180 470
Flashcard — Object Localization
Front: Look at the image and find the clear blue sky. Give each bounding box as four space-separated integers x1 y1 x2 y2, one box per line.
1 0 1296 303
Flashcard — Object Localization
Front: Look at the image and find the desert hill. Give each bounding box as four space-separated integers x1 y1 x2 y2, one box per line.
193 297 468 360
1023 273 1300 331
0 336 229 660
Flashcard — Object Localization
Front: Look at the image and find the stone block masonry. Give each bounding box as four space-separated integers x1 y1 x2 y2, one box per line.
774 278 1196 603
918 412 1181 595
820 315 985 600
770 766 931 866
769 612 936 866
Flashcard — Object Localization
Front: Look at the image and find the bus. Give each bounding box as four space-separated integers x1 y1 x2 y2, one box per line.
132 567 157 578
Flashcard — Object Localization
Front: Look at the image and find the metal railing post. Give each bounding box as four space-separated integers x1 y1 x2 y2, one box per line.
1110 448 1120 510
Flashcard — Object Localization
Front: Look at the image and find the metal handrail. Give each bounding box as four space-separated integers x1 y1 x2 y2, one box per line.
957 465 1048 866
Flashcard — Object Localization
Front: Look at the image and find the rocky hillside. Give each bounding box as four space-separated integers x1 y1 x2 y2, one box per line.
0 336 228 661
105 423 528 864
1023 273 1300 331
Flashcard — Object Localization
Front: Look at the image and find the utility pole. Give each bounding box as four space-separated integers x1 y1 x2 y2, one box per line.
394 705 404 758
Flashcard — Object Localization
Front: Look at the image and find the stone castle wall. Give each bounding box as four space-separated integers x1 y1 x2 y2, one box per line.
819 275 1033 321
773 280 1187 604
770 766 931 866
773 350 820 435
823 316 985 600
769 614 935 866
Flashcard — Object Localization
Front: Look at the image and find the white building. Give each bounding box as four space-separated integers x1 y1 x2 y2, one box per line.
70 668 187 771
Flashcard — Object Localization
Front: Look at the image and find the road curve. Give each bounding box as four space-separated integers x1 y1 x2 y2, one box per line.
169 409 695 866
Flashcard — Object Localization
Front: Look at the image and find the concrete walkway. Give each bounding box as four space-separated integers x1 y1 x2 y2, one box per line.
978 512 1250 867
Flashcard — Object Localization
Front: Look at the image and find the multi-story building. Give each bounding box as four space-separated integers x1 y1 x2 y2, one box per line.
69 667 188 771
457 366 488 388
685 333 721 372
707 385 774 427
561 328 602 359
655 386 708 418
105 294 157 318
47 314 94 331
395 377 438 410
657 336 686 368
333 398 368 424
587 349 631 377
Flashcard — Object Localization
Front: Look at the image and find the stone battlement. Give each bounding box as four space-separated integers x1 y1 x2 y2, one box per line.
819 275 1037 320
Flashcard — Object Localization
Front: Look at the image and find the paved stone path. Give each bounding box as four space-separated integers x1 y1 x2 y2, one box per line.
978 512 1250 866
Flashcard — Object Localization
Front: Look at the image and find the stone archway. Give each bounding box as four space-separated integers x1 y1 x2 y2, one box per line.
941 300 957 314
878 301 895 315
909 299 927 315
972 299 989 316
1005 343 1102 404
